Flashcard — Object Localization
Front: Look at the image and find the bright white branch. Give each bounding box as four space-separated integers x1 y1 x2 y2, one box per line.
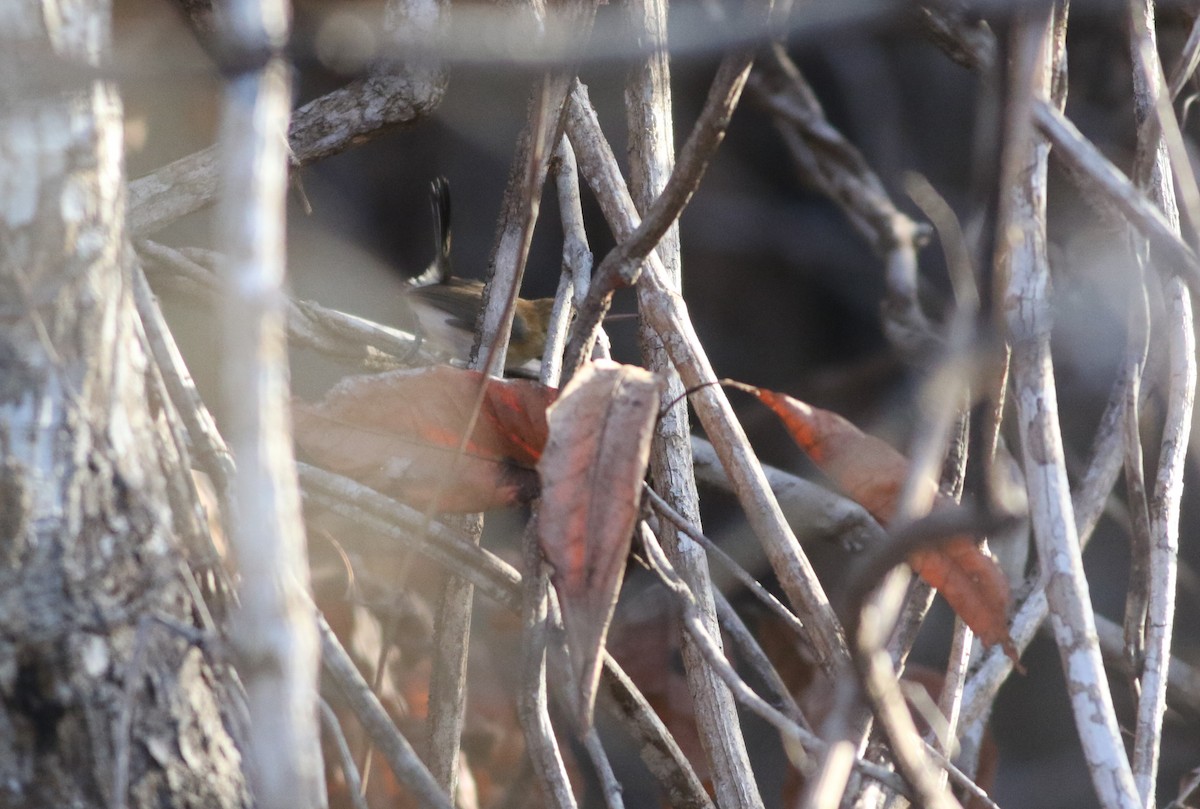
1127 5 1194 805
1002 13 1139 809
215 3 322 806
1135 277 1195 803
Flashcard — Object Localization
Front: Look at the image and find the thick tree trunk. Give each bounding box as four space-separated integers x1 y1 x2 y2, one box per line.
0 1 250 807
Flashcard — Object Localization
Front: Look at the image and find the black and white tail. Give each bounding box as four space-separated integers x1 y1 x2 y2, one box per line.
409 176 452 287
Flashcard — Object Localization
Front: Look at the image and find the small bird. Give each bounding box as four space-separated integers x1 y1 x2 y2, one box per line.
404 177 554 373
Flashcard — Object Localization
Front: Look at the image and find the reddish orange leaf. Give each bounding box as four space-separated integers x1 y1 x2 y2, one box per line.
733 381 1017 658
537 360 662 728
293 366 556 512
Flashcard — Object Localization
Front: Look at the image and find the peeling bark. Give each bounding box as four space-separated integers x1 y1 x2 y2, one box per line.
0 1 249 807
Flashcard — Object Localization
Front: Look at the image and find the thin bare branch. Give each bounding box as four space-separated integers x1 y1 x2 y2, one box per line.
645 484 807 642
1123 369 1153 679
1035 101 1200 285
622 4 765 800
112 616 154 809
1001 9 1139 807
318 614 455 809
646 511 997 808
130 0 447 236
690 436 886 552
580 726 625 809
853 597 963 809
922 7 1200 287
300 466 521 607
1122 0 1171 688
1096 613 1200 722
564 79 850 675
214 0 322 801
298 463 715 808
1129 0 1200 241
799 676 862 809
427 53 555 798
634 524 913 798
131 262 239 566
749 45 934 356
474 73 578 375
595 657 716 809
840 502 1016 809
319 700 370 809
882 173 988 673
1167 12 1200 100
139 240 428 371
822 220 981 808
884 579 937 672
554 135 595 308
934 617 973 791
1134 276 1195 802
1125 4 1193 802
517 514 578 809
564 9 762 374
711 588 810 732
541 137 593 385
431 11 598 785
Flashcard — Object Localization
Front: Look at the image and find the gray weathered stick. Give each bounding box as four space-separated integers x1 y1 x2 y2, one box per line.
711 589 809 731
1127 4 1191 803
1096 613 1200 721
131 262 237 511
565 80 850 675
564 0 764 375
924 7 1200 286
690 436 885 550
1134 275 1195 803
580 729 625 809
130 0 447 236
852 586 963 809
1122 372 1153 675
1002 10 1139 808
139 240 427 372
623 1 763 804
1129 0 1200 238
517 515 578 809
541 137 592 385
474 60 589 375
1167 11 1200 99
319 615 455 809
748 44 934 356
299 463 715 808
319 700 370 809
214 0 322 803
958 321 1148 729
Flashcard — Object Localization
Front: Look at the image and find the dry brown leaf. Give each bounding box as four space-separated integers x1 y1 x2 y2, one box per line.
293 366 556 512
732 381 1017 659
537 360 662 727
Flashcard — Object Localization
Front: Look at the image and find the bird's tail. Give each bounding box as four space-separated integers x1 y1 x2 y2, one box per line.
410 176 452 287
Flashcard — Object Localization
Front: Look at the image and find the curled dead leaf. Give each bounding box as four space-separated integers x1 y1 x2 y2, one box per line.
537 360 662 728
729 380 1019 661
293 366 556 512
